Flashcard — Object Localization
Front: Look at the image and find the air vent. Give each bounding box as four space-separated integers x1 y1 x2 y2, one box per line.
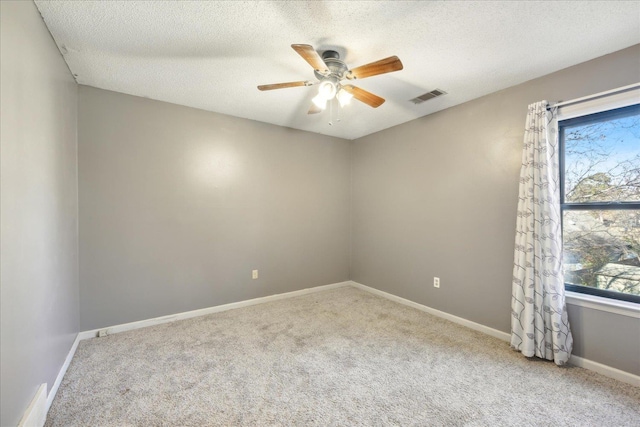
410 89 447 104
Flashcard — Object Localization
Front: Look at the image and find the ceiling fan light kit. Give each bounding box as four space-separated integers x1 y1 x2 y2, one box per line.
336 89 353 107
312 93 328 110
318 79 338 99
258 44 403 116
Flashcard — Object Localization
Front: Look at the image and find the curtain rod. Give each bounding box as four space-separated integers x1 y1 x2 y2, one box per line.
546 82 640 110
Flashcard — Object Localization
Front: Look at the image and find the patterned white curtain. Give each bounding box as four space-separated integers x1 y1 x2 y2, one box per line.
511 101 573 366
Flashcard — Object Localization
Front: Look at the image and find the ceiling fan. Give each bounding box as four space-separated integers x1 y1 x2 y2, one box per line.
258 44 403 114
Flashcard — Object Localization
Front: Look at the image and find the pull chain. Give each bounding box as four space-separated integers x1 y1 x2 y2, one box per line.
328 98 341 126
328 98 334 126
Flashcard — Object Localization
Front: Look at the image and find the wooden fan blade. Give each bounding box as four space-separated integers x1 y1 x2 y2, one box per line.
308 103 322 114
346 56 403 80
258 81 308 91
291 44 330 74
341 85 385 108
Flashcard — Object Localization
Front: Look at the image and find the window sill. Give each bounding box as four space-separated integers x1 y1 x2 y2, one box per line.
565 291 640 318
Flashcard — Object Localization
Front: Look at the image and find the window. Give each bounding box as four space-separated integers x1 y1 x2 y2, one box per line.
559 103 640 304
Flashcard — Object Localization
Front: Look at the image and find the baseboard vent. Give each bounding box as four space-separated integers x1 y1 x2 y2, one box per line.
410 89 447 104
18 383 47 427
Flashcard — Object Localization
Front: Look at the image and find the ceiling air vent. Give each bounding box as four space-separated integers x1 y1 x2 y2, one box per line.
410 89 447 104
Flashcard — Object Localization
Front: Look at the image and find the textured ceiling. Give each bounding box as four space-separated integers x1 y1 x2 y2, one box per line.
35 1 640 140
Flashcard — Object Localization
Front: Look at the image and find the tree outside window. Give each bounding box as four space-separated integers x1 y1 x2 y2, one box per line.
560 104 640 303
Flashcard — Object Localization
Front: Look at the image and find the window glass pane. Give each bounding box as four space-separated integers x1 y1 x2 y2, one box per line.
563 109 640 203
563 210 640 297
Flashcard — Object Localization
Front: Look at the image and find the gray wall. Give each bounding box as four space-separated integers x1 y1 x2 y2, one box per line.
78 86 351 330
351 45 640 375
0 2 79 426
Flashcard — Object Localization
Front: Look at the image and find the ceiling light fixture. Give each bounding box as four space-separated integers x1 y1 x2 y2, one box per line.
311 78 339 111
336 88 353 107
312 93 328 110
318 80 337 100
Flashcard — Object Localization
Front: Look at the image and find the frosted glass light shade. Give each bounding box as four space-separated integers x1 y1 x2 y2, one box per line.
318 81 337 100
312 93 327 110
337 89 353 107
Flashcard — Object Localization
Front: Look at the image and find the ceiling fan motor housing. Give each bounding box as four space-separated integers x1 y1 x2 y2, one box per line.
315 50 348 80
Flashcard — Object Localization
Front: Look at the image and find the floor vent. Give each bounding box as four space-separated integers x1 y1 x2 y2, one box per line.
410 89 447 104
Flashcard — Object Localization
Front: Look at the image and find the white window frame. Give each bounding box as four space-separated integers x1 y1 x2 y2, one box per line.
556 84 640 318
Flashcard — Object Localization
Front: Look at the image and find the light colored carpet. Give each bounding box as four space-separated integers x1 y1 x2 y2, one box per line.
46 287 639 426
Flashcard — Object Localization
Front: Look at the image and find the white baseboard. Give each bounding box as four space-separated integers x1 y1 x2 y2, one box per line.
47 334 81 411
349 281 511 342
78 281 352 340
349 281 640 387
569 354 640 387
18 383 47 427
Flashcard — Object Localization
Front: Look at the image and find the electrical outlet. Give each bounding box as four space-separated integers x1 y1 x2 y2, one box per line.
434 277 440 288
252 270 258 279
